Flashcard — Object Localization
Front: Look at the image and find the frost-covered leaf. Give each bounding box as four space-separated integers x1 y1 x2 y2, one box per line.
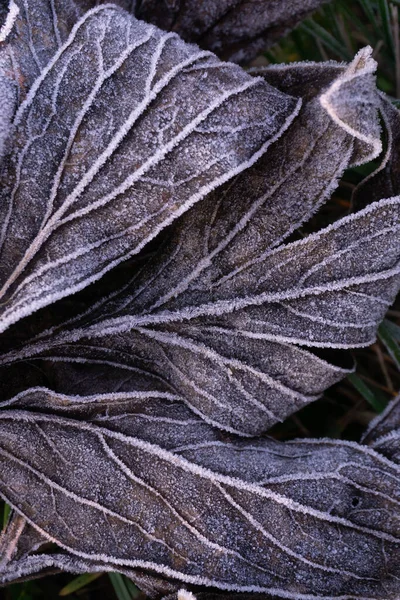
0 1 399 595
133 0 332 64
353 97 400 209
361 394 400 464
0 510 175 597
0 0 85 163
0 4 299 334
42 0 333 65
0 0 81 113
0 556 177 598
0 51 16 163
0 1 19 162
0 402 398 598
2 51 398 436
25 0 332 65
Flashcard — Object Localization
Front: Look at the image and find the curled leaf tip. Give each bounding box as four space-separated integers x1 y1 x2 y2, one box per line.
320 46 382 166
177 590 197 600
351 45 376 71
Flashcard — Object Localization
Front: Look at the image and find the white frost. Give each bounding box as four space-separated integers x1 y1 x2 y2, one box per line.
0 0 19 43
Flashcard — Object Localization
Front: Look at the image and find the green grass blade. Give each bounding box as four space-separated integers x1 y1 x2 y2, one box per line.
381 318 400 340
109 573 133 600
323 4 345 42
337 0 378 45
347 373 387 412
290 29 312 60
378 320 400 368
358 0 376 23
3 501 11 528
299 19 352 60
59 573 103 596
7 583 37 600
358 0 382 37
124 579 143 598
378 0 395 54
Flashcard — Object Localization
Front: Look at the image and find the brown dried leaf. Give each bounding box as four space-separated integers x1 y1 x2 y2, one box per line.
353 97 400 209
362 394 400 464
2 51 398 436
0 400 398 598
0 3 298 334
134 0 333 64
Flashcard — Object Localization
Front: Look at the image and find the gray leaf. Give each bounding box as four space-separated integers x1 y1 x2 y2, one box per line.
361 395 400 464
0 507 174 594
0 1 19 161
0 510 176 598
353 96 400 209
39 0 333 65
2 51 397 436
0 403 398 598
0 52 16 163
0 0 82 110
0 4 299 334
0 549 177 597
134 0 332 64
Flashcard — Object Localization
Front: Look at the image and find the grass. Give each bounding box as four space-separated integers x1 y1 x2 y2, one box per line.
1 0 400 597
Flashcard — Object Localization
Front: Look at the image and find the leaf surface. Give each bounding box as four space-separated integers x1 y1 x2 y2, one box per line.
361 394 400 464
133 0 332 63
0 3 399 596
0 402 398 598
0 54 16 163
353 97 400 209
0 0 84 117
44 0 333 65
3 51 399 436
0 1 19 162
0 4 299 334
0 510 175 597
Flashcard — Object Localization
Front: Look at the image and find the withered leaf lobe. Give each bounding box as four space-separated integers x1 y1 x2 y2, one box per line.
0 4 298 334
0 397 398 598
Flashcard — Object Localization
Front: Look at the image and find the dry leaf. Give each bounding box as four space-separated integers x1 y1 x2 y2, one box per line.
133 0 333 63
2 51 398 436
0 395 398 598
0 3 298 334
0 1 399 596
